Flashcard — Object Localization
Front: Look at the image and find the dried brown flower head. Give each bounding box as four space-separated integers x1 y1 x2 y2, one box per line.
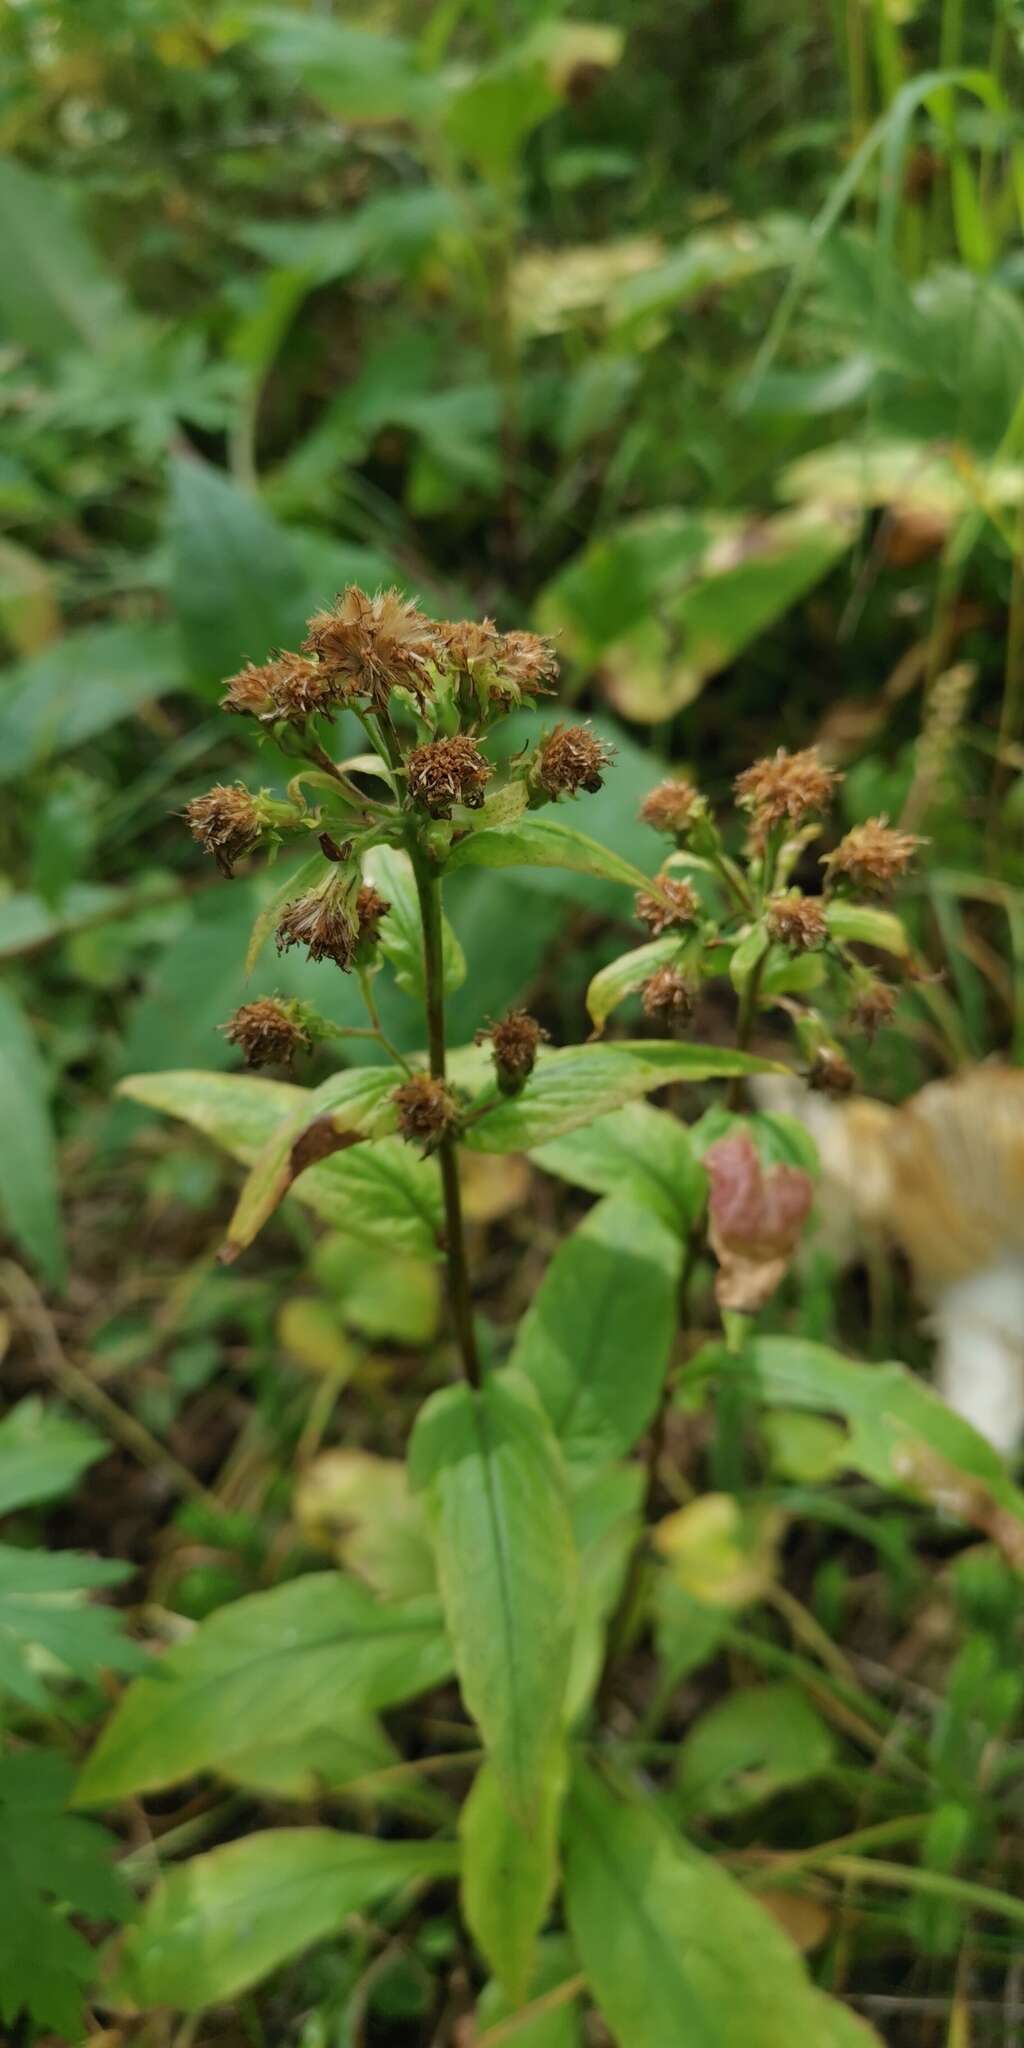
639 778 702 838
475 1009 549 1093
222 996 311 1069
822 816 924 894
641 967 696 1030
764 893 828 952
185 784 262 876
850 979 898 1038
407 735 492 818
807 1047 856 1097
705 1131 814 1312
393 1072 460 1150
221 650 335 724
635 874 699 937
493 629 559 703
533 723 613 799
735 747 838 830
275 871 360 970
440 617 503 676
355 884 390 949
220 658 281 719
302 587 442 713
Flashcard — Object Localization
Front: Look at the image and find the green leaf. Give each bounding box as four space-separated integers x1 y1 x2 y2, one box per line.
0 984 65 1287
0 1399 105 1515
169 455 315 695
117 1070 443 1259
0 1751 131 2041
475 1935 584 2048
676 1683 834 1818
0 1542 143 1710
75 1572 452 1805
364 844 466 1001
111 1829 458 2013
825 901 910 957
250 9 444 124
510 1195 682 1467
564 1763 882 2047
0 622 183 781
531 1101 706 1235
729 924 769 996
461 1754 565 2004
464 1041 783 1154
445 817 653 894
220 1066 400 1259
446 52 556 183
586 936 695 1034
0 157 129 356
409 1370 575 1817
724 1336 1024 1541
566 1465 644 1722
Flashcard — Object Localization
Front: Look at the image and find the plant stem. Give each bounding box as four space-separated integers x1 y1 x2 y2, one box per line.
410 849 482 1390
727 950 766 1110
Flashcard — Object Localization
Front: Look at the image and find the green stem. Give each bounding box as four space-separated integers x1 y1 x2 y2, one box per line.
410 848 482 1390
727 950 767 1111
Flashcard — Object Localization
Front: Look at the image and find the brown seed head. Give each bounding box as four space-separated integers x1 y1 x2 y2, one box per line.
393 1072 459 1150
850 979 898 1039
222 996 311 1069
641 967 696 1030
185 784 262 875
220 658 281 719
355 884 390 948
493 629 559 704
534 723 613 799
735 747 839 830
275 871 360 970
635 873 699 937
302 586 442 713
407 735 492 818
440 617 503 675
475 1009 549 1093
807 1047 856 1097
822 816 924 894
639 778 702 837
764 893 828 952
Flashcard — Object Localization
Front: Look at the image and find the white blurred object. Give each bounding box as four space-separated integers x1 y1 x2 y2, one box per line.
753 1067 1024 1456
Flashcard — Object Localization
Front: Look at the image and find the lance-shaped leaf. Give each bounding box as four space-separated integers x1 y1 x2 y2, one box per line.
75 1573 452 1805
586 936 696 1034
510 1194 682 1467
461 1754 566 2005
825 900 910 957
531 1101 705 1236
564 1763 882 2047
218 1066 399 1260
464 1041 782 1154
363 844 465 1000
110 1830 458 2013
409 1370 575 1818
118 1070 442 1257
444 817 653 892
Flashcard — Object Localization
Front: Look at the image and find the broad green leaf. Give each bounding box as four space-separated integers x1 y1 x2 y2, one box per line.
717 1336 1024 1544
475 1935 583 2048
586 936 694 1033
312 1232 441 1348
676 1683 834 1818
0 622 183 781
565 1764 882 2047
111 1829 458 2013
464 1041 782 1154
461 1754 565 2003
169 455 314 695
249 9 444 123
220 1066 400 1259
364 844 466 1001
446 51 556 183
609 214 808 329
444 817 653 894
825 901 910 957
531 1100 706 1235
0 985 65 1287
223 1711 448 1824
0 1751 131 2041
566 1464 644 1722
0 157 129 356
0 1544 143 1711
510 1195 682 1466
117 1071 443 1259
0 1400 105 1516
75 1573 452 1805
238 186 459 285
409 1370 575 1817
